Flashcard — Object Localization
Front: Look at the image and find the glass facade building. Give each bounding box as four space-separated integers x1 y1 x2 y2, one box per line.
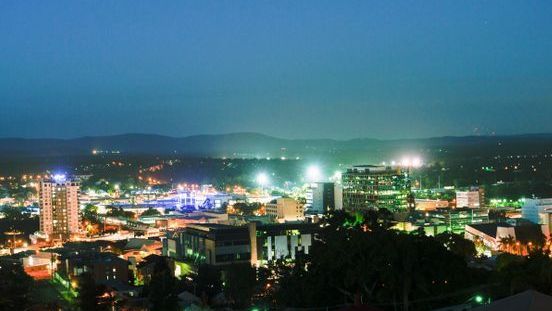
342 165 413 211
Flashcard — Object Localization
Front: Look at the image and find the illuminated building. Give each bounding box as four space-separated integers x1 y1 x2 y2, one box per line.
465 222 543 254
58 252 130 287
334 183 343 210
163 222 318 266
265 198 304 223
415 199 449 211
249 222 315 267
164 224 251 266
175 189 232 210
426 207 489 234
306 182 340 215
456 187 485 208
341 165 413 211
38 175 80 240
522 198 552 224
120 238 163 274
139 210 229 228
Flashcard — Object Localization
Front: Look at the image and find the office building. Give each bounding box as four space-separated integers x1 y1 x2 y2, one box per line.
456 187 485 208
163 222 318 267
165 224 251 266
307 182 336 214
265 198 304 223
38 175 80 239
334 183 343 210
249 222 315 266
465 222 543 254
342 165 413 211
427 207 489 234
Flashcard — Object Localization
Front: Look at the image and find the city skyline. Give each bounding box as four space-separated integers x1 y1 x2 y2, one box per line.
2 1 552 139
3 2 552 310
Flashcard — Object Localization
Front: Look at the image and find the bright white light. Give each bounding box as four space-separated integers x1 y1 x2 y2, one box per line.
306 165 322 182
53 174 66 182
391 161 396 166
399 156 422 168
332 171 342 181
256 172 270 186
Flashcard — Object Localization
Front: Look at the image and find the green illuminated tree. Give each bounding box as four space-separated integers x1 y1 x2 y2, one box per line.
82 204 99 222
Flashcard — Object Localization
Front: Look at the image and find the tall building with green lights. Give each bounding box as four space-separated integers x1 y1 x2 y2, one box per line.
342 165 413 211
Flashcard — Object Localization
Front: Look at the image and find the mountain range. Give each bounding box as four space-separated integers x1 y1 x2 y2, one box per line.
1 133 551 162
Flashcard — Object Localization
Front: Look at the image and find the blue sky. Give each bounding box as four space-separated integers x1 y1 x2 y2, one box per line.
1 1 551 139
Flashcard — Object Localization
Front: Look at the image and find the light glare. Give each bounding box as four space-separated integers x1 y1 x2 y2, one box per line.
306 165 322 182
256 172 269 186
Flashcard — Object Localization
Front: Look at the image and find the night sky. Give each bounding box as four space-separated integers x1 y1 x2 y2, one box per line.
1 1 551 139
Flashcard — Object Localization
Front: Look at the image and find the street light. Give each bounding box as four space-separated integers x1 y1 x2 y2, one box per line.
474 295 484 304
306 165 322 182
256 172 269 187
400 157 423 168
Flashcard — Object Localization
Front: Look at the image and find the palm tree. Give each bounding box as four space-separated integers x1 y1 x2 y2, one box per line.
499 235 515 253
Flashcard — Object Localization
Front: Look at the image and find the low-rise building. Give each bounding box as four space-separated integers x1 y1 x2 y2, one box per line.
522 198 552 224
250 222 315 266
456 187 485 208
427 207 489 234
58 252 130 286
265 198 304 223
163 222 318 267
465 222 543 254
120 238 162 274
415 199 449 211
164 224 251 266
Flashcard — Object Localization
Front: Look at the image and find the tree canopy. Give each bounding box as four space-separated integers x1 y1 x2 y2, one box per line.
274 210 481 310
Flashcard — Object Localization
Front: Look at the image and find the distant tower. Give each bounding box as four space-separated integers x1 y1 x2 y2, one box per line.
39 175 80 240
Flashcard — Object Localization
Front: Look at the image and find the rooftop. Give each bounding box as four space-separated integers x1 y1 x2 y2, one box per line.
472 290 552 311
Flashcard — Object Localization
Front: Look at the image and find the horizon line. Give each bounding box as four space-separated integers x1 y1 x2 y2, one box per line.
0 131 551 142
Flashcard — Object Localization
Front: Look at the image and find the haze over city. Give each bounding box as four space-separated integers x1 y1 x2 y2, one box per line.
1 1 552 139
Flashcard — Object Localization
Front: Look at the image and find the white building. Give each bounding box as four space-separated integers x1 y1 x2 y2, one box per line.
307 182 337 215
522 198 552 224
465 222 543 254
465 223 516 251
39 176 80 239
456 187 484 208
334 183 343 211
265 198 304 223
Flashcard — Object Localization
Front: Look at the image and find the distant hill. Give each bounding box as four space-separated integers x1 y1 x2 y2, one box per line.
1 132 552 163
